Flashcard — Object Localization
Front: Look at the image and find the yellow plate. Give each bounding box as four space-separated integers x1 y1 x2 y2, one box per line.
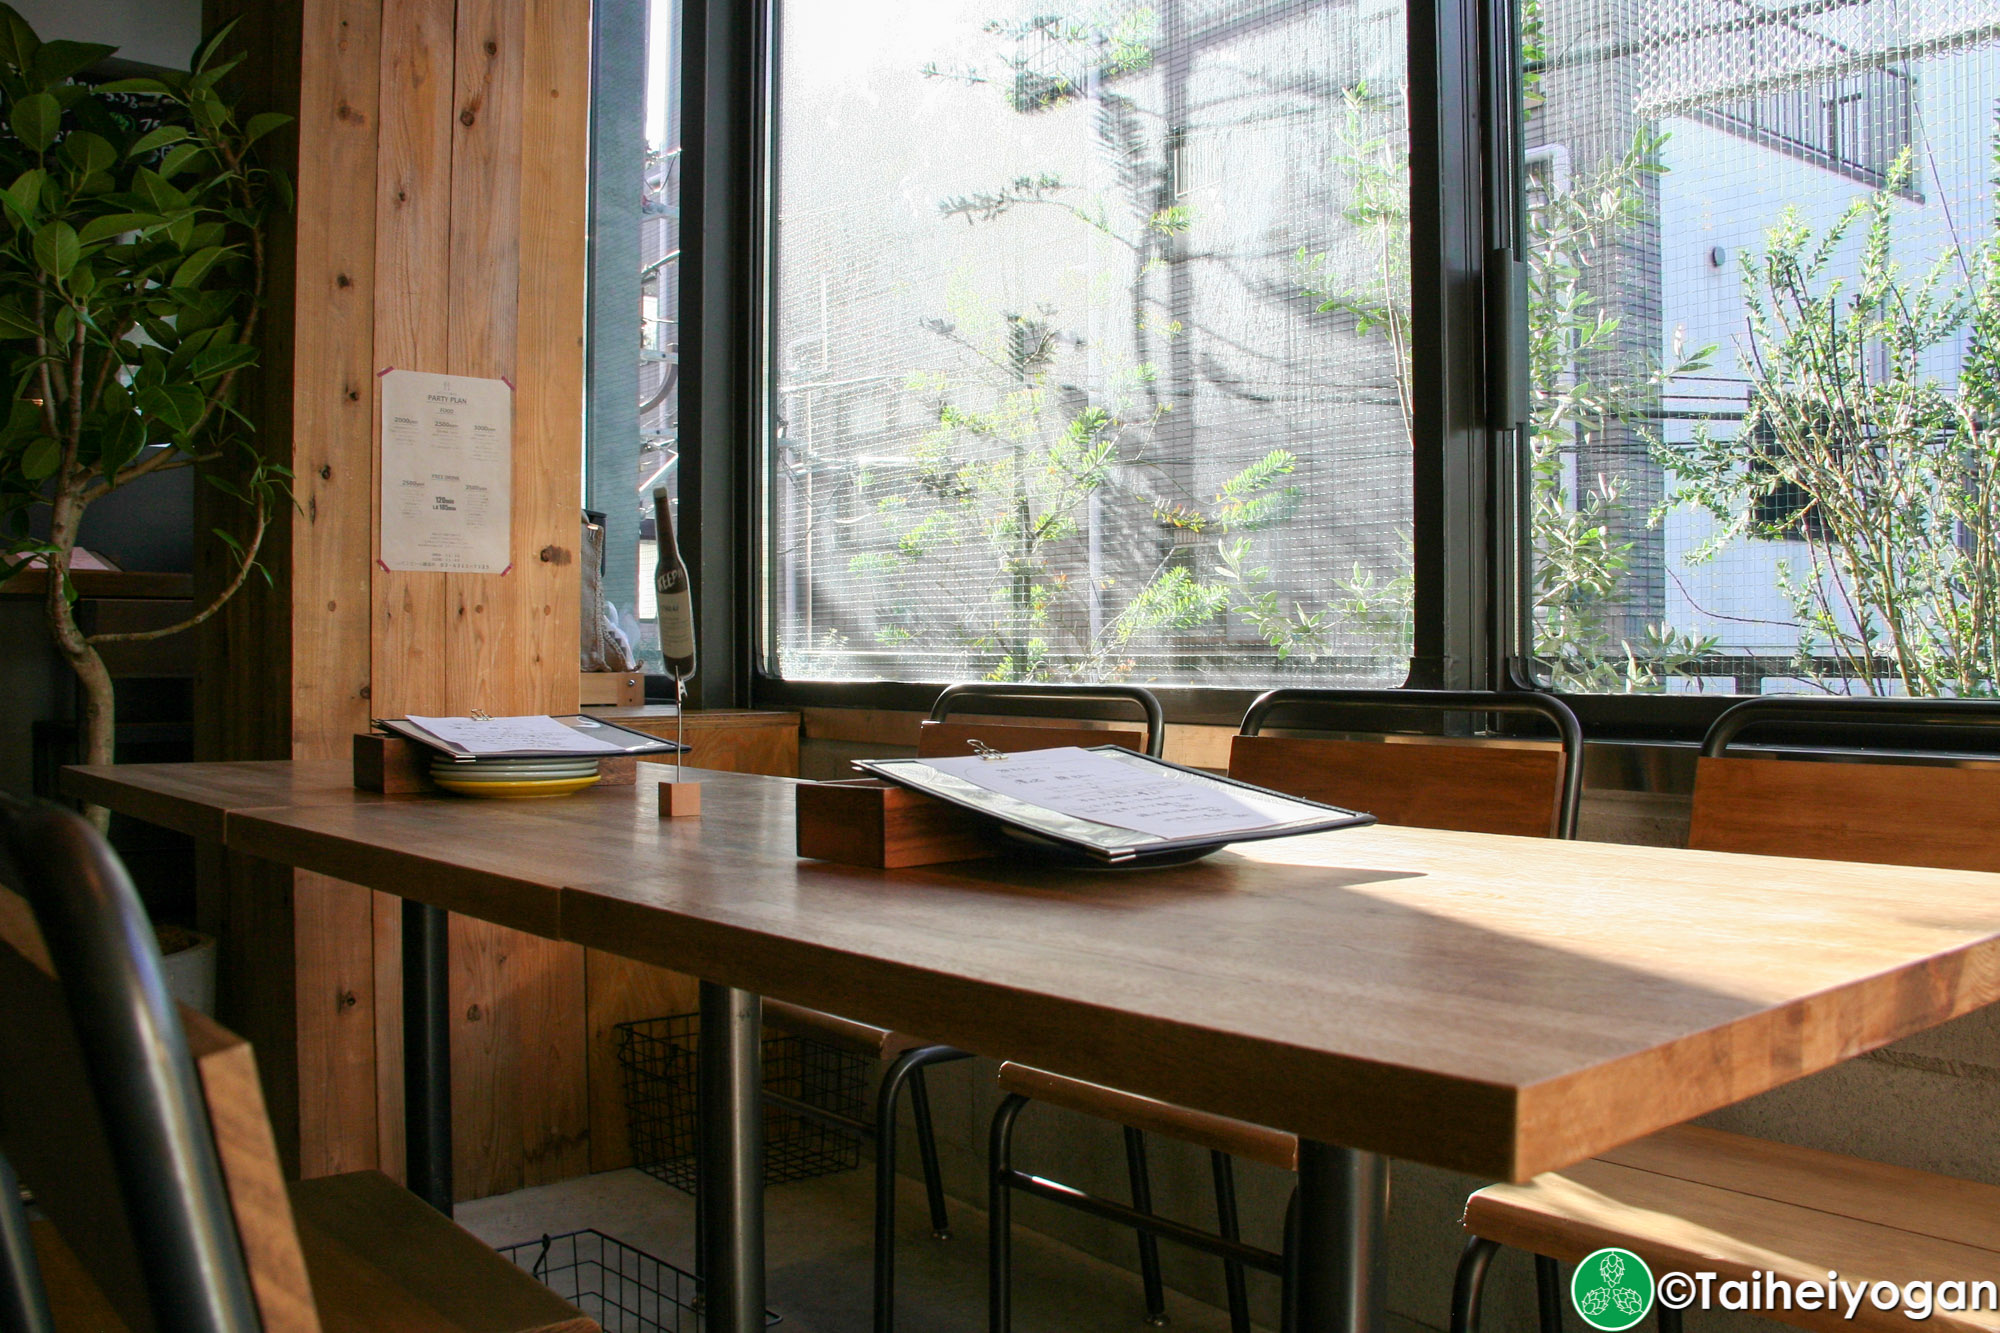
431 774 601 800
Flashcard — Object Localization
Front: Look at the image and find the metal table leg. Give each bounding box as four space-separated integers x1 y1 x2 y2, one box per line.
699 981 765 1333
1293 1141 1387 1332
403 900 453 1213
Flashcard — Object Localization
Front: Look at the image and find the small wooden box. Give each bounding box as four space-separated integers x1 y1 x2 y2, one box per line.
581 671 645 707
353 733 431 793
796 778 998 869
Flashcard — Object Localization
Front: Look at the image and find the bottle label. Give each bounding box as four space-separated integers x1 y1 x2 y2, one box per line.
658 589 696 658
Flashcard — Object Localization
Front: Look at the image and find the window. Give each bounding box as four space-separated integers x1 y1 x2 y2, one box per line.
761 0 1413 688
1523 0 2000 698
584 0 681 672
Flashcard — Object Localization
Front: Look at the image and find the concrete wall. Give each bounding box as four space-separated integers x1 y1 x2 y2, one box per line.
818 730 2000 1333
11 0 199 68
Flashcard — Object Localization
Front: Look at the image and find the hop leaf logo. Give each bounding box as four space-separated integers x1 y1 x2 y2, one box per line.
1570 1248 1653 1331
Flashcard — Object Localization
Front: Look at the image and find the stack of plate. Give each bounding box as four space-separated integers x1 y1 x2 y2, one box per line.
428 755 602 799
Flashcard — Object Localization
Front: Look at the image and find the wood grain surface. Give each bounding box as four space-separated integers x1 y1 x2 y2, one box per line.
1229 735 1566 837
77 762 2000 1182
1466 1124 2000 1333
1691 755 2000 870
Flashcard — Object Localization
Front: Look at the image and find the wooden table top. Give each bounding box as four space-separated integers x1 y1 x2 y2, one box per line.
63 760 373 842
65 761 2000 1180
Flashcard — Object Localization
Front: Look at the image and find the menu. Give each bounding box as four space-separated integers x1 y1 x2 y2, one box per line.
920 746 1282 840
379 369 513 573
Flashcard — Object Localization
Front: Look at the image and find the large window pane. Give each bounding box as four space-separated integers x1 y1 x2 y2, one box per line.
765 0 1412 687
1526 0 2000 695
584 0 679 672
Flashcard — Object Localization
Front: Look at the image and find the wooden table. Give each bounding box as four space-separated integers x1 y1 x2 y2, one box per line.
64 760 2000 1332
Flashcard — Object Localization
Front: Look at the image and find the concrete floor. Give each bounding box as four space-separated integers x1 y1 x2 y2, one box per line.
457 1163 1259 1332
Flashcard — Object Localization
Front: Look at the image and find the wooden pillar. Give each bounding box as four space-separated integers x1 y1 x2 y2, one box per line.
198 0 590 1198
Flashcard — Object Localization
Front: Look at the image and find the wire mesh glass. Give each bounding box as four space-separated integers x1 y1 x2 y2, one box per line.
615 1013 867 1193
496 1229 780 1331
764 0 1414 688
1523 0 2000 696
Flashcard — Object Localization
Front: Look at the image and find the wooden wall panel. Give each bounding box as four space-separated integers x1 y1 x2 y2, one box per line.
287 0 388 1185
366 0 458 1184
370 0 456 719
204 0 592 1198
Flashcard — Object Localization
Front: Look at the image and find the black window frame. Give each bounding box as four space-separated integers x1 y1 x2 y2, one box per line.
665 0 1758 743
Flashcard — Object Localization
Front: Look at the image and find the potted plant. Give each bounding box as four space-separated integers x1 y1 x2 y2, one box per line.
0 5 289 824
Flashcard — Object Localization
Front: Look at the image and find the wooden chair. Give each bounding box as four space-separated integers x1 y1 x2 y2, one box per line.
0 794 597 1333
1452 695 2000 1333
990 688 1583 1333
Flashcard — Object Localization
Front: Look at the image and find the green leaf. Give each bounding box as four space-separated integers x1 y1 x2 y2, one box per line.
243 112 291 145
190 342 255 382
9 91 60 153
31 219 76 279
0 302 40 339
157 141 204 178
0 166 43 227
169 243 228 289
89 77 171 95
97 405 145 476
189 16 240 76
77 210 159 244
59 129 113 177
127 123 188 158
132 166 187 212
32 39 114 85
19 436 57 480
0 5 39 79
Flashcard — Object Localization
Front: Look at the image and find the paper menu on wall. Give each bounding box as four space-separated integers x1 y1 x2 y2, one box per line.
919 746 1281 840
379 369 513 573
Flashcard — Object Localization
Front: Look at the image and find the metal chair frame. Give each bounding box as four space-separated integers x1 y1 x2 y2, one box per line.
1450 694 2000 1333
989 687 1582 1331
989 1091 1301 1333
927 683 1167 757
0 793 260 1333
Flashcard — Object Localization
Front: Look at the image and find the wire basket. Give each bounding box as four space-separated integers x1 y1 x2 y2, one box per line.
497 1229 778 1331
616 1012 867 1193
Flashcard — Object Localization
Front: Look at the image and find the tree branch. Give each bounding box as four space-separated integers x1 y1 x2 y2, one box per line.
87 499 268 645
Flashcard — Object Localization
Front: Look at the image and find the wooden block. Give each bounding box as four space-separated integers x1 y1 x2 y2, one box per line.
597 755 637 787
796 778 997 869
580 671 644 707
351 734 429 794
658 780 702 818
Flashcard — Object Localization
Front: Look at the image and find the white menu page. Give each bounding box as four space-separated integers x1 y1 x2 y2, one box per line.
920 746 1280 841
405 715 625 756
379 369 513 573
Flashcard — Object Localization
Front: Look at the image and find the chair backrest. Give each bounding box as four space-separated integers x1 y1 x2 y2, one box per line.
918 683 1166 759
1227 689 1585 839
1690 697 2000 870
0 796 318 1332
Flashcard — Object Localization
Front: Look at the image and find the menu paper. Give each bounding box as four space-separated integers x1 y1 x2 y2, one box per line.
404 715 625 756
379 369 513 573
920 746 1280 840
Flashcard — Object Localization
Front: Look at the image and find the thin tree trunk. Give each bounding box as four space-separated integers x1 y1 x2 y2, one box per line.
44 487 116 830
